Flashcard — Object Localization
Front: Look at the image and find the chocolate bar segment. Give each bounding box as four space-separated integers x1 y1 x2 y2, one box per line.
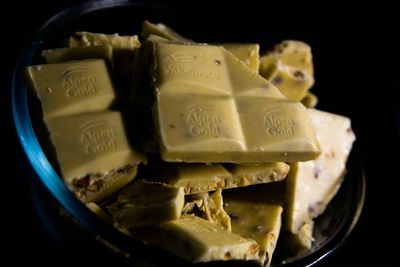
152 163 230 194
224 201 282 266
281 221 314 254
137 215 259 262
151 42 321 163
42 45 113 64
68 31 140 50
68 31 140 74
224 162 290 188
149 161 289 194
284 109 355 250
142 20 190 42
222 43 260 72
259 40 314 101
46 111 145 202
108 180 184 228
223 183 285 266
25 59 116 119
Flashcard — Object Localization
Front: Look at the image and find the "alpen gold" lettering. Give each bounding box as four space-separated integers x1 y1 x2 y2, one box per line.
81 122 117 153
187 105 221 137
264 111 295 136
63 74 97 97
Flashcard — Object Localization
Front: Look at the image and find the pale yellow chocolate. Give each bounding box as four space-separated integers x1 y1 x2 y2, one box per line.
142 20 190 42
224 201 282 266
146 34 170 43
274 40 313 74
301 92 318 108
108 180 184 228
223 183 284 266
149 162 289 194
151 163 229 194
76 165 138 203
144 26 259 72
68 31 140 50
25 59 116 119
285 109 355 239
265 62 314 101
46 111 145 202
282 221 314 254
259 40 314 101
222 43 260 72
42 45 113 64
137 215 259 262
68 31 141 74
224 162 290 188
183 189 231 231
151 42 321 163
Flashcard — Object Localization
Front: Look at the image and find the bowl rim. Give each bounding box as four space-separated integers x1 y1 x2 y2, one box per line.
11 1 366 265
11 0 167 257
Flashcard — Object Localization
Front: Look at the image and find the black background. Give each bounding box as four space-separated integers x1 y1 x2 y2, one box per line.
2 0 399 266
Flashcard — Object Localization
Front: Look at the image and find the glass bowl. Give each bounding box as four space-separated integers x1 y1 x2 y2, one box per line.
12 1 365 266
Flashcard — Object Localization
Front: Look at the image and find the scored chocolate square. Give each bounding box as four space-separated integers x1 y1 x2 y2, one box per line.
25 59 116 120
150 43 321 163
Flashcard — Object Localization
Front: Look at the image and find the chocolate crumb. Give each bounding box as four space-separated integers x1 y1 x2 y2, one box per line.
224 252 231 259
87 180 105 192
308 204 315 213
264 251 270 264
74 175 90 188
272 76 283 85
314 165 321 179
293 70 305 80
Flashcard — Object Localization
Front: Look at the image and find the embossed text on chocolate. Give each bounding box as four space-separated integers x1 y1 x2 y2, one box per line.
187 105 222 137
63 68 97 97
163 65 220 80
264 109 295 136
81 121 117 153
